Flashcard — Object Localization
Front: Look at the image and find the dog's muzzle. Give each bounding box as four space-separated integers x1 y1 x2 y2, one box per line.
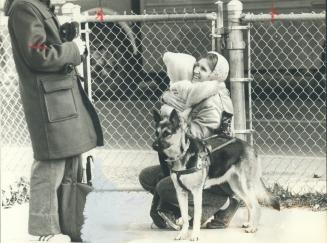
152 139 171 152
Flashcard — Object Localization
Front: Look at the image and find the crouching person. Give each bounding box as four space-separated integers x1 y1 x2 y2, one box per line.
5 0 104 242
139 51 240 230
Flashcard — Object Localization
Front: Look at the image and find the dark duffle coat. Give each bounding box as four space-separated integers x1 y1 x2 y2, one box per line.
7 0 104 161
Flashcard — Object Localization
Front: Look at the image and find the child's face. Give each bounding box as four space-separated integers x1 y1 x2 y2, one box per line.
192 58 212 82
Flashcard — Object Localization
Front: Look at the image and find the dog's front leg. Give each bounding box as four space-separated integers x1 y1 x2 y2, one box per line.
175 189 189 240
190 188 202 241
172 176 189 240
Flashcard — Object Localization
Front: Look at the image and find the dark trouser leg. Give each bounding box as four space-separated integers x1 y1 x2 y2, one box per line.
158 152 170 177
156 177 232 223
138 150 171 193
149 192 167 228
200 184 233 223
28 159 66 235
206 197 240 229
28 155 81 235
139 165 165 194
206 179 240 229
139 165 169 228
139 164 180 228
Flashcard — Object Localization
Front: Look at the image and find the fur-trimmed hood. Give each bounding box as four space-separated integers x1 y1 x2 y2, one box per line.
163 51 196 83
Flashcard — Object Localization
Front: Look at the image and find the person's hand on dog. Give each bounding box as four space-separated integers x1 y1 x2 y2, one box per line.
162 91 187 112
73 38 86 56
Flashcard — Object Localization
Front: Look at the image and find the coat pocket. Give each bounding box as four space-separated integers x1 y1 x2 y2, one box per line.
40 75 78 123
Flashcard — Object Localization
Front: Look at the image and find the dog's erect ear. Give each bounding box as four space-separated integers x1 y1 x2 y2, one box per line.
153 109 161 124
169 109 180 129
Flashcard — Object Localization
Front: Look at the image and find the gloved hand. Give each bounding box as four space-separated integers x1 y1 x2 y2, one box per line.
60 21 79 42
73 38 86 56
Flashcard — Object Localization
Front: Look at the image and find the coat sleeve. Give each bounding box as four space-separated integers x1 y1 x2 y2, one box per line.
9 2 81 72
184 81 220 107
187 97 223 139
171 81 219 107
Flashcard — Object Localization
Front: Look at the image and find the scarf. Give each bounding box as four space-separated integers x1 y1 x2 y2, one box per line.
207 51 229 83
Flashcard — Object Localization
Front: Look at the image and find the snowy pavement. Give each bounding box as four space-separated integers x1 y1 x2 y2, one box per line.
1 150 326 243
1 191 327 243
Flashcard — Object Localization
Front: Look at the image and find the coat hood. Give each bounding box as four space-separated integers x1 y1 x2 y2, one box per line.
163 52 196 83
4 0 16 16
4 0 49 16
207 51 229 82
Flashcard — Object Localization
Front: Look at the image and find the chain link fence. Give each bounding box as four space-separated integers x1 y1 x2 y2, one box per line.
85 14 215 149
81 13 217 191
243 13 326 193
0 17 33 188
0 12 217 193
0 10 326 196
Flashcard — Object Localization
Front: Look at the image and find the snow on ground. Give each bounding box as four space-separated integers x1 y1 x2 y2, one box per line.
1 149 326 243
1 192 327 243
81 191 327 243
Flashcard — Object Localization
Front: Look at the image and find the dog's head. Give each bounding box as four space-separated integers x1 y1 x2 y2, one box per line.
152 109 208 172
152 109 189 160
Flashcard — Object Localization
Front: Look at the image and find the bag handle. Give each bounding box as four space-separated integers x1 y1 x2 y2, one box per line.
86 155 93 186
65 155 93 184
61 156 84 184
72 156 82 183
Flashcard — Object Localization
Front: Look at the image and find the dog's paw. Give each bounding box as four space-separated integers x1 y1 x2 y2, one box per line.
245 227 257 233
190 233 200 241
174 232 188 240
242 222 250 228
176 217 184 226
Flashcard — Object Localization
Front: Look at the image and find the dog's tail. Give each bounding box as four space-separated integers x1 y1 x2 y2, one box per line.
256 178 280 211
254 155 280 210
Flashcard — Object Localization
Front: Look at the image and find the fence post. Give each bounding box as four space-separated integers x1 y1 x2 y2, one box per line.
227 0 247 141
215 1 224 53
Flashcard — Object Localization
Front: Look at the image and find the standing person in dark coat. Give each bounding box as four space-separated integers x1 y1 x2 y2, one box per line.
5 0 103 242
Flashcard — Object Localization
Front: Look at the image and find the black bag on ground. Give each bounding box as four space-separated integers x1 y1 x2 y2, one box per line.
58 156 94 242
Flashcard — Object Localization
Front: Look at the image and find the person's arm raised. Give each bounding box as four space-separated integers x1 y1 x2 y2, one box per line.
171 81 220 107
10 2 82 72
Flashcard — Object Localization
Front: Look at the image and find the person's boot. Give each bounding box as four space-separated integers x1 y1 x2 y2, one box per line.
157 210 181 230
157 202 182 230
206 198 240 229
150 193 167 229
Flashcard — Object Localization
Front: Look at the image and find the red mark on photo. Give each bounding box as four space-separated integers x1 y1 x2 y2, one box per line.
271 3 277 22
28 44 48 50
96 8 104 22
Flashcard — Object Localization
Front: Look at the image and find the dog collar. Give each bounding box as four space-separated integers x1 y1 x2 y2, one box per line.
165 139 191 163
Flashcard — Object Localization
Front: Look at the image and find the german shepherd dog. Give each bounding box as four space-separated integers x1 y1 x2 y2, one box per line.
152 109 280 241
